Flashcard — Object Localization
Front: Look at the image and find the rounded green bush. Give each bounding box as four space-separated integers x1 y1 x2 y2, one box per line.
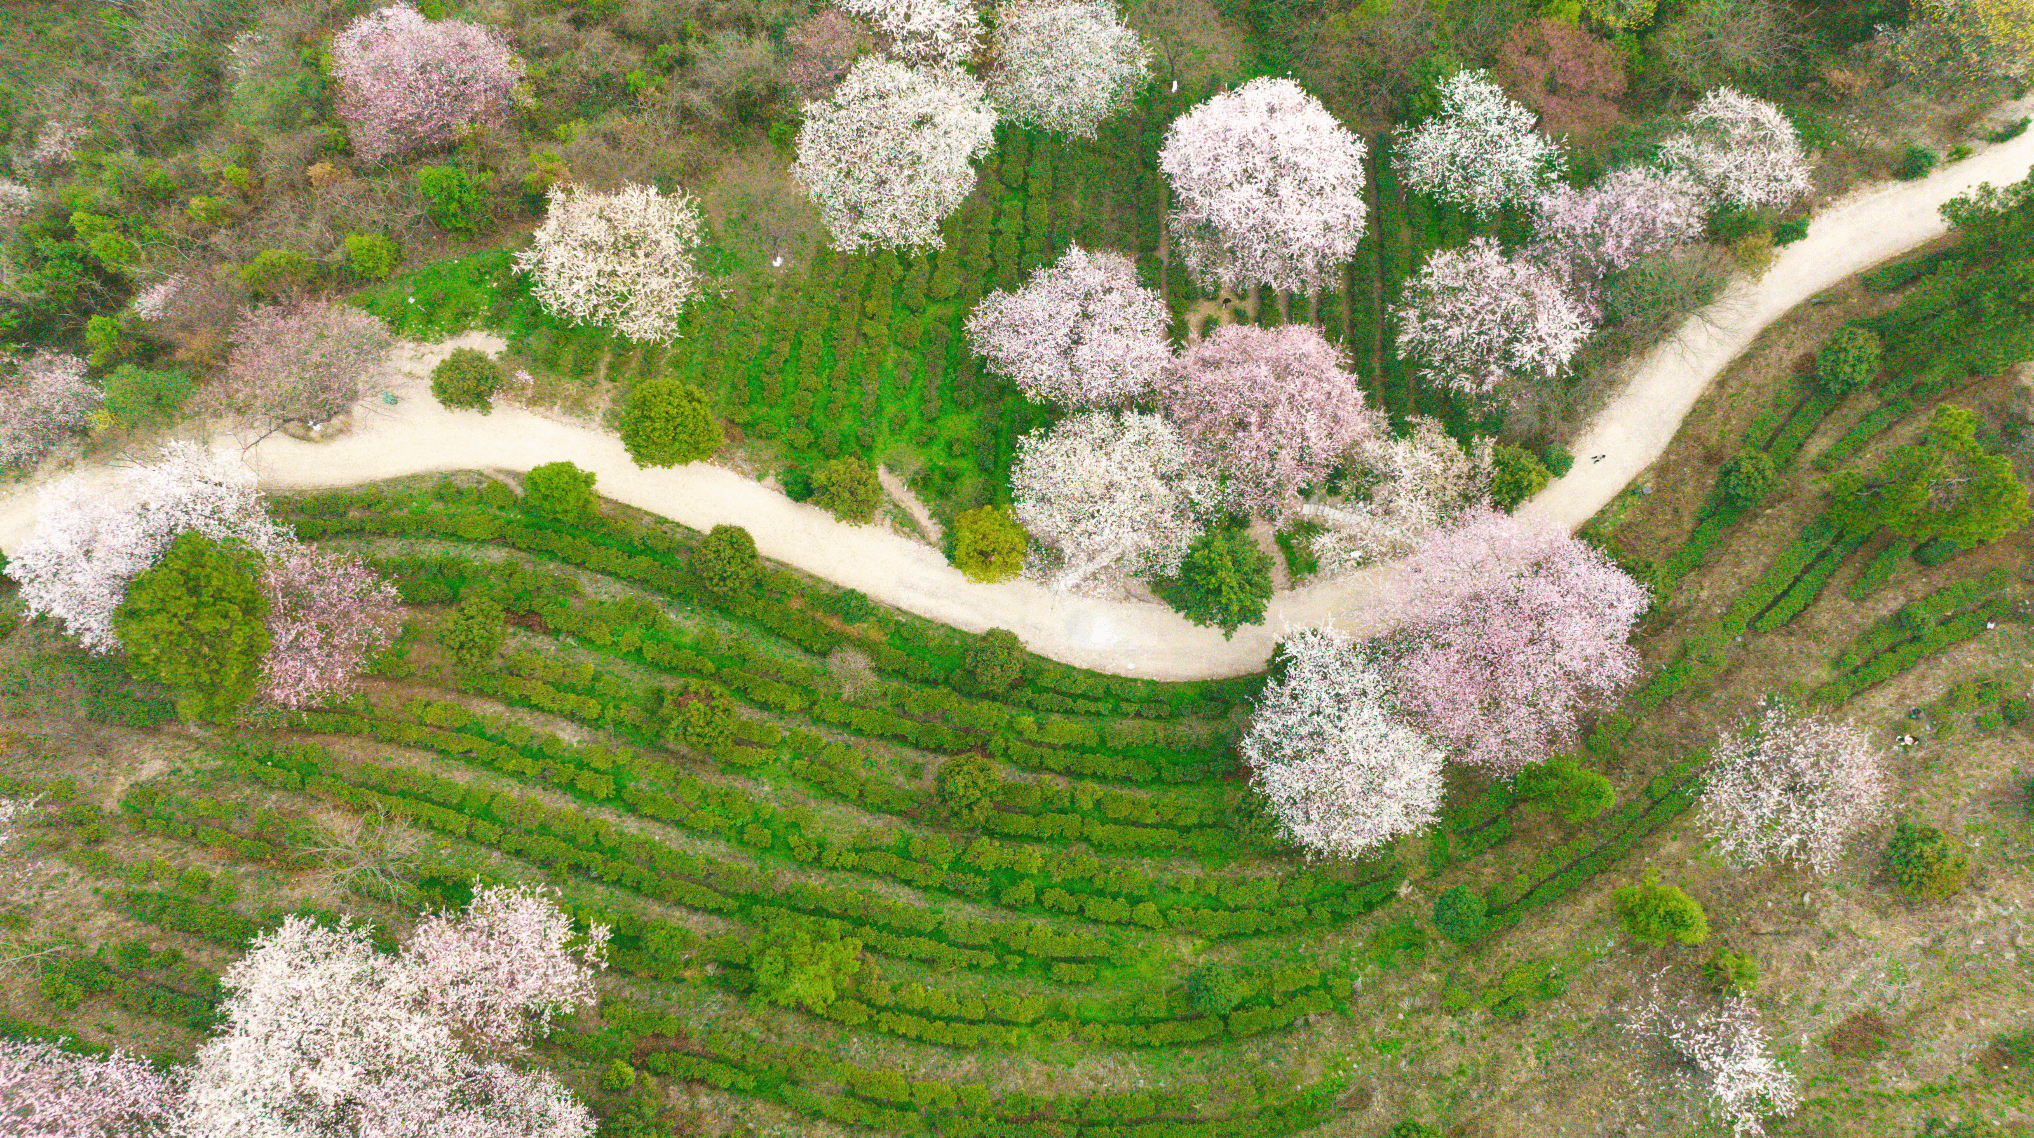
1490 444 1552 511
1815 326 1883 396
959 628 1025 694
1432 886 1487 945
951 504 1027 583
1887 821 1970 900
620 377 723 468
934 752 1002 827
1612 870 1709 947
99 365 195 430
811 455 883 524
430 347 504 412
1389 1122 1444 1138
521 461 597 524
1704 948 1759 995
1184 962 1247 1015
1895 144 1937 181
343 232 402 281
1716 450 1777 508
694 524 760 596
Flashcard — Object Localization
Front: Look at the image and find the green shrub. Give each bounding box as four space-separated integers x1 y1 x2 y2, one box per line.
240 248 319 298
1772 216 1808 245
1815 326 1883 395
748 921 863 1012
1895 145 1937 180
1716 450 1776 508
1612 870 1708 947
522 462 598 524
600 1059 638 1092
430 347 504 412
1389 1123 1444 1138
1432 886 1486 945
811 456 883 524
1987 117 2031 144
1540 444 1575 477
694 525 760 596
438 594 507 673
620 377 722 467
416 166 488 235
1157 523 1273 638
343 232 402 281
1184 962 1246 1015
1514 756 1614 823
670 692 738 753
827 588 876 625
116 531 270 724
1887 822 1970 900
1490 445 1552 511
933 753 1001 827
1704 948 1759 995
951 504 1027 583
958 629 1025 694
98 365 194 429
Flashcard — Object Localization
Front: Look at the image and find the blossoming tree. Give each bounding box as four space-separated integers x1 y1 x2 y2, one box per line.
1532 166 1711 285
259 548 405 709
1396 69 1565 217
0 1039 187 1138
1010 410 1216 592
222 301 394 435
965 245 1171 408
330 3 525 163
1657 87 1810 212
1154 324 1383 513
516 183 707 343
1382 508 1647 774
0 351 100 470
1393 237 1592 399
1300 416 1493 569
1699 705 1889 874
833 0 982 64
1242 628 1446 860
1158 77 1369 293
792 57 997 250
986 0 1148 137
1630 990 1802 1138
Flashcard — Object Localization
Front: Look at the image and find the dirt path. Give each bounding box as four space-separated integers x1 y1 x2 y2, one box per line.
3 109 2031 681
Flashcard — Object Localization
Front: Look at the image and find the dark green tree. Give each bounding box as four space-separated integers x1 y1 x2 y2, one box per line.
693 524 760 596
1389 1123 1444 1138
1704 948 1759 995
1828 405 2031 545
620 377 722 467
438 593 507 673
522 461 598 525
1612 870 1709 947
1886 821 1971 900
668 691 738 754
1814 326 1882 395
1514 755 1615 823
429 347 504 412
1716 450 1776 508
1184 962 1247 1015
1158 523 1273 638
1490 444 1553 511
114 531 271 724
810 455 883 524
1432 886 1487 945
934 752 1002 827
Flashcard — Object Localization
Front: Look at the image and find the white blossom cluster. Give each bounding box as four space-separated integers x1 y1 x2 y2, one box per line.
834 0 983 64
1699 705 1889 874
986 0 1149 137
1658 87 1811 212
1009 410 1216 593
129 275 187 322
1395 70 1565 217
1242 628 1446 859
1301 416 1494 570
1393 236 1592 398
965 245 1171 407
516 183 707 343
1630 990 1802 1138
0 178 31 221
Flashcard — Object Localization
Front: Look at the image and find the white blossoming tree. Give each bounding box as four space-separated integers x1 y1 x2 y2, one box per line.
792 57 998 251
0 351 100 470
1396 69 1566 217
1699 705 1889 874
1657 87 1810 212
987 0 1149 137
1010 410 1216 592
0 1039 187 1138
515 183 707 343
1532 166 1712 286
1393 237 1593 399
1158 77 1370 293
1301 416 1494 570
834 0 982 64
1243 628 1447 860
965 245 1172 407
1630 989 1802 1138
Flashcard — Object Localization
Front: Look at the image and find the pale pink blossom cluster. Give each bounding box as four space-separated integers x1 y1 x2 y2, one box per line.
1158 77 1370 293
27 120 88 169
1657 87 1810 212
224 301 394 431
1699 705 1889 874
0 1039 187 1138
259 547 405 709
0 351 101 470
1010 410 1216 593
0 178 31 221
1154 324 1384 513
792 57 997 250
965 245 1171 408
1381 507 1647 774
1396 70 1566 217
330 3 525 163
1300 416 1494 570
1629 990 1801 1138
1393 237 1593 399
185 886 605 1138
1243 627 1446 859
515 183 706 343
1532 166 1712 294
833 0 982 64
129 276 186 322
986 0 1148 138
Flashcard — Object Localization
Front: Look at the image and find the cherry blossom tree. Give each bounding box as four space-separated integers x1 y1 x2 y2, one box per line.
1243 627 1446 860
1010 410 1217 592
259 548 405 710
1395 69 1566 217
792 57 997 251
1532 166 1712 286
1154 324 1383 513
785 11 868 99
0 178 30 221
834 0 982 64
1657 87 1810 212
1301 416 1493 570
0 1039 187 1138
11 443 287 652
1382 508 1647 774
1699 706 1889 874
0 351 100 470
986 0 1149 137
1394 237 1592 399
129 276 185 322
403 884 610 1049
222 302 394 435
965 245 1170 408
515 183 706 343
1630 989 1801 1138
1158 77 1369 293
330 3 526 163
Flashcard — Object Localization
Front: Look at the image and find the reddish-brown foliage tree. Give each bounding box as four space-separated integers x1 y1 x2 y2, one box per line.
1494 18 1627 139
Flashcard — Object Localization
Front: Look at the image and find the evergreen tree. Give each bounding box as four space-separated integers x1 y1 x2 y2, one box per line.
115 530 271 723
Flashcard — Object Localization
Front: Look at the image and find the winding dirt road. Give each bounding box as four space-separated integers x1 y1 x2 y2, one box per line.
5 110 2032 680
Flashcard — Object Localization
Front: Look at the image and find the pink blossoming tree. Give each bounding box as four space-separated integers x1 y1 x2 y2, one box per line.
834 0 982 64
1158 77 1370 293
330 3 525 163
792 57 998 250
965 245 1171 408
1300 416 1494 570
1396 69 1566 217
1010 410 1217 593
0 1039 187 1138
1382 508 1647 774
1657 87 1810 212
1155 323 1384 513
1699 705 1889 874
402 884 610 1050
1532 166 1712 287
516 183 707 343
1243 627 1447 860
987 0 1149 137
1393 237 1593 399
0 351 100 470
259 548 405 709
222 302 394 435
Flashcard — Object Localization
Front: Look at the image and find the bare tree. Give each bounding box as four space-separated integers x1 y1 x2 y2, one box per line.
297 804 425 905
